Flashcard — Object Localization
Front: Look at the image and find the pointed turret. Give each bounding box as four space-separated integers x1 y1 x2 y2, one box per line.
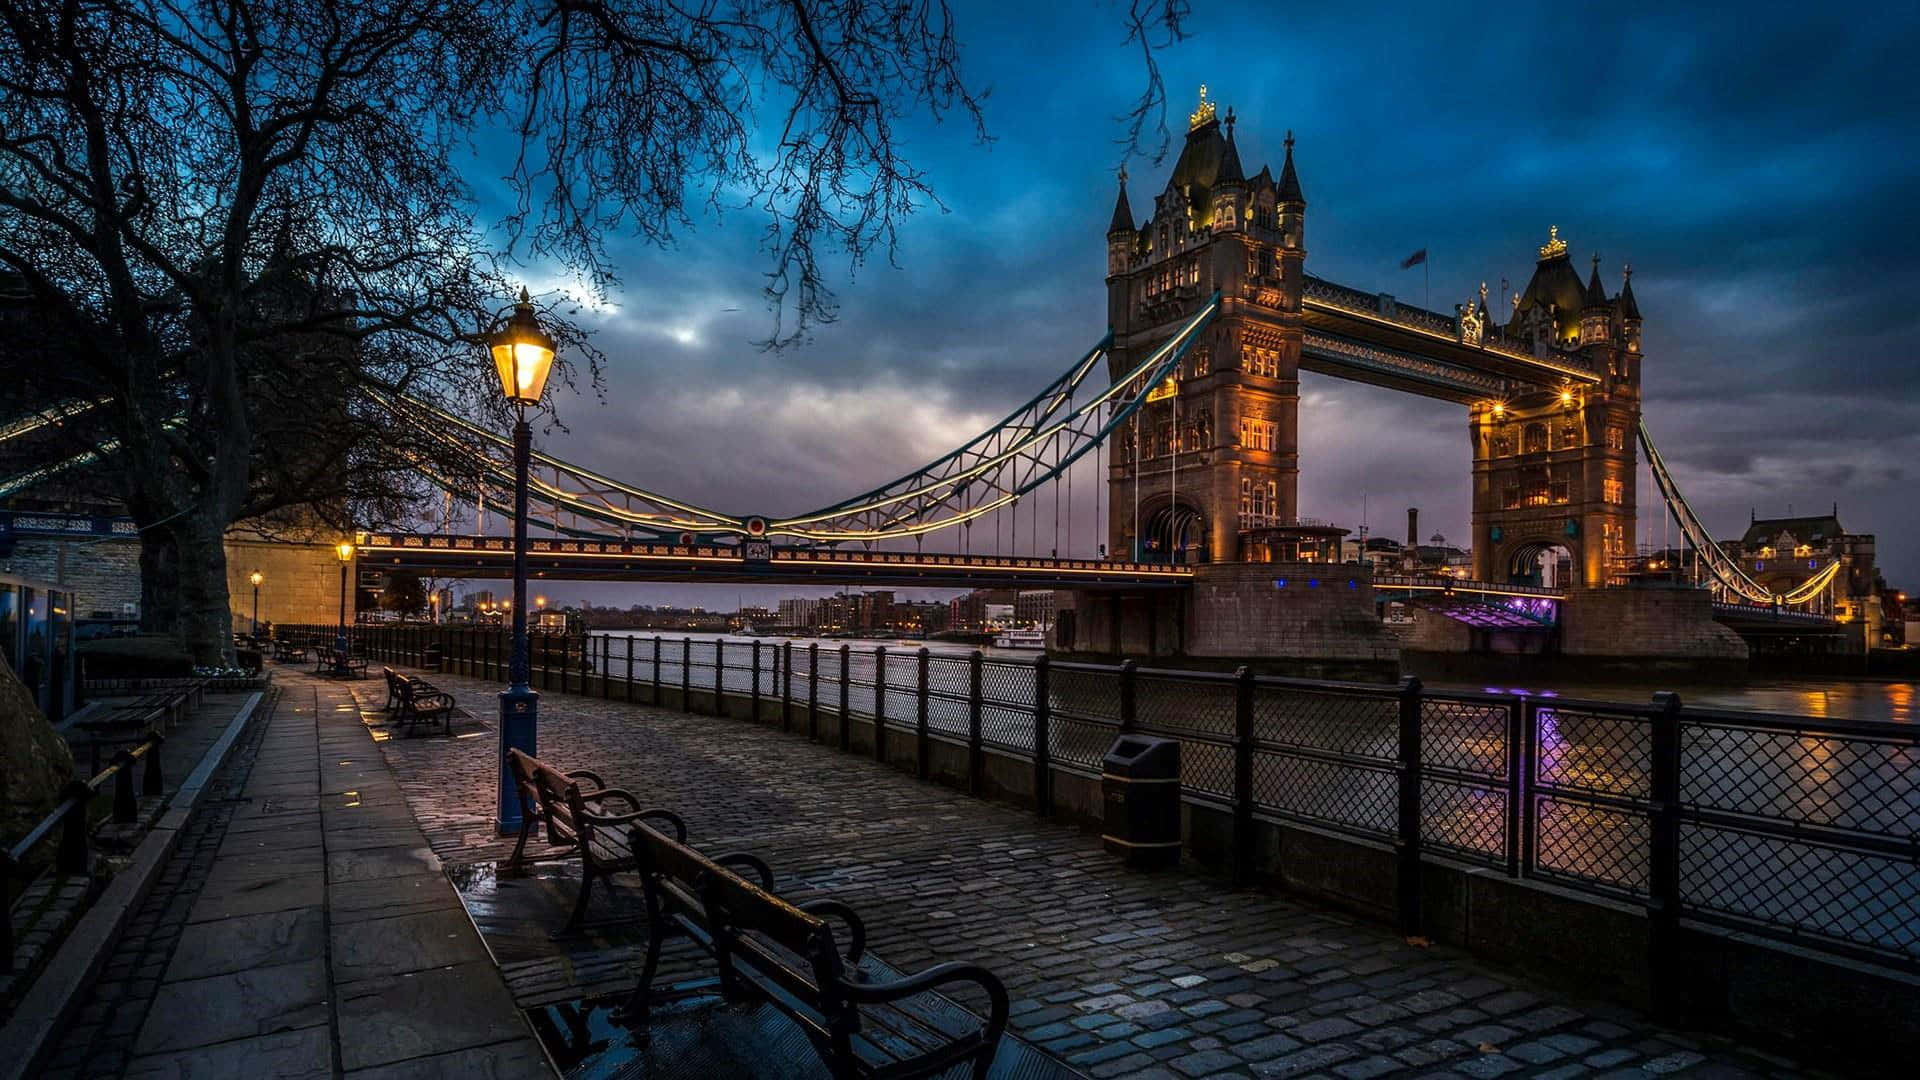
1276 130 1304 205
1108 169 1135 236
1584 255 1609 309
1617 264 1641 321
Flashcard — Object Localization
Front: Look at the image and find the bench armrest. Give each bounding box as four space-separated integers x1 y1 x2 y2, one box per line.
796 899 866 962
586 806 687 841
565 768 608 790
841 962 1009 1039
576 786 640 811
713 852 774 891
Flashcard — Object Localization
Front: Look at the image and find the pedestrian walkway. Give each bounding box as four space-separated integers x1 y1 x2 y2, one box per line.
359 665 1810 1080
39 671 548 1079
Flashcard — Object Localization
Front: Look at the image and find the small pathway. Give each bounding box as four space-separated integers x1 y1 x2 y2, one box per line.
363 665 1813 1080
39 671 548 1079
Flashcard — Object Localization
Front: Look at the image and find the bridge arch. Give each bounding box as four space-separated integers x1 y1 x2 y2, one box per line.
1500 536 1584 588
1141 497 1209 565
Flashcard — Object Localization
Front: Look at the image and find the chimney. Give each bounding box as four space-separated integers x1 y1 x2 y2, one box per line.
1406 508 1419 549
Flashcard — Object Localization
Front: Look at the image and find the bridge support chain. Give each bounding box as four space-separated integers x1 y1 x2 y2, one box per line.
1647 691 1685 1019
1395 676 1424 938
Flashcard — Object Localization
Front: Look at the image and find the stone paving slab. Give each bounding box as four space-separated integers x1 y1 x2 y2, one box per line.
38 671 551 1079
361 666 1818 1080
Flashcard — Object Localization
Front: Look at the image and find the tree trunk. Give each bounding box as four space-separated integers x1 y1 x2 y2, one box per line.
137 528 181 638
170 514 235 665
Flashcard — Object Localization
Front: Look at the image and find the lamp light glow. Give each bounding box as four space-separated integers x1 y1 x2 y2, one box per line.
336 541 355 562
489 288 557 407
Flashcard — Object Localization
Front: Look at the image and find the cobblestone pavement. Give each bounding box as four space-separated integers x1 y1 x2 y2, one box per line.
40 673 548 1079
359 666 1814 1080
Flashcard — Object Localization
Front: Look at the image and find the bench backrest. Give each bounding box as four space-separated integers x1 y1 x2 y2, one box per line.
630 823 844 1006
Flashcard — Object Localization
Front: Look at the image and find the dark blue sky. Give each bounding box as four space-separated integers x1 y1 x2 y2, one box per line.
486 0 1920 608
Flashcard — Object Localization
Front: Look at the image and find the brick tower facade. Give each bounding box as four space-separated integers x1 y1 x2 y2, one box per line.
1104 88 1305 564
1469 229 1643 587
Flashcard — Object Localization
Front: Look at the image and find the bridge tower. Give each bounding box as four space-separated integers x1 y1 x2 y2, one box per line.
1104 87 1304 564
1470 231 1642 587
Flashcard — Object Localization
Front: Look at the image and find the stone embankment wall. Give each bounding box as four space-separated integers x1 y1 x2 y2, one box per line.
1559 586 1748 660
1185 562 1399 666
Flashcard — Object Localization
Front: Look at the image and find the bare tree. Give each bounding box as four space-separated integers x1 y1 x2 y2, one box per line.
0 0 1185 662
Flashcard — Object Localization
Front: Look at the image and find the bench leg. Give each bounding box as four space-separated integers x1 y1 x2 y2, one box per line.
556 867 595 937
617 921 666 1024
505 814 535 870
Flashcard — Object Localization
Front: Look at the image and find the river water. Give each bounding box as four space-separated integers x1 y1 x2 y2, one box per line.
588 629 1916 724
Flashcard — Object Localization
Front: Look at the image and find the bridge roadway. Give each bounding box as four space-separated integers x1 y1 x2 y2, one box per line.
355 531 1195 589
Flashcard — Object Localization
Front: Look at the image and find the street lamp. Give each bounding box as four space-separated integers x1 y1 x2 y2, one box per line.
249 571 264 638
487 287 557 835
333 541 355 676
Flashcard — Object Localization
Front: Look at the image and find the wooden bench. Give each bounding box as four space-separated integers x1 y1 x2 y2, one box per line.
504 748 688 934
319 646 368 678
386 670 456 736
622 822 1008 1079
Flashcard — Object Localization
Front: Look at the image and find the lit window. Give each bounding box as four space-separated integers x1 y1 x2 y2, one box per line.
1604 478 1624 504
1605 427 1625 451
1239 418 1276 452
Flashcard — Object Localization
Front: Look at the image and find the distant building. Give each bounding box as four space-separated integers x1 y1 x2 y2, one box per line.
1015 590 1057 628
1721 510 1883 639
778 597 820 630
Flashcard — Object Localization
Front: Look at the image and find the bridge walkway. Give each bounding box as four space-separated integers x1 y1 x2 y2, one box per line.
355 663 1808 1080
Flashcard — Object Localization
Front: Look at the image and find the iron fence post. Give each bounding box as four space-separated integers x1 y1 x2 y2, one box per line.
55 780 91 874
1033 654 1052 818
681 637 692 706
626 637 635 703
750 640 761 719
653 636 663 701
873 647 888 763
916 648 931 780
1504 697 1526 878
1118 659 1137 733
142 735 164 796
716 639 727 711
1395 675 1424 937
1233 665 1255 887
968 650 984 797
839 645 851 751
602 636 611 699
1648 691 1684 1017
112 751 137 823
1520 699 1540 876
807 643 820 742
782 642 794 732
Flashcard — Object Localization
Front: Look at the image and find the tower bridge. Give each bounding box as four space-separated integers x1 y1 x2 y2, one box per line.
1 86 1868 665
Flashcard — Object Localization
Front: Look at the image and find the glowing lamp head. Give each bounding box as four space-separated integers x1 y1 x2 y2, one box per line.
489 288 557 407
1559 389 1574 406
249 571 263 586
1490 402 1505 419
536 596 547 609
335 541 355 563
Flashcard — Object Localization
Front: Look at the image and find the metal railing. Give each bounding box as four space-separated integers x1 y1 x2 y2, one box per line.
2 720 168 974
320 624 1920 974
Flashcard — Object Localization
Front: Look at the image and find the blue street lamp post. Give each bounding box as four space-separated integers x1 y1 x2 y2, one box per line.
488 289 558 835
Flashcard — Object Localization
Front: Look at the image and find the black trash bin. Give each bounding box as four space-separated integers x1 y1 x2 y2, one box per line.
423 643 443 673
1101 735 1181 869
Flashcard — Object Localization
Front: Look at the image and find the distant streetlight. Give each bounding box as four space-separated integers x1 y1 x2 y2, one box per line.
487 287 557 836
333 542 355 675
249 571 264 637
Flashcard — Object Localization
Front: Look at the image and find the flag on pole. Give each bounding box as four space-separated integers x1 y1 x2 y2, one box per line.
1400 248 1428 270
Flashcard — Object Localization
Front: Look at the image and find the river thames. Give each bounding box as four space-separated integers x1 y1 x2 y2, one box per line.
587 629 1917 723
